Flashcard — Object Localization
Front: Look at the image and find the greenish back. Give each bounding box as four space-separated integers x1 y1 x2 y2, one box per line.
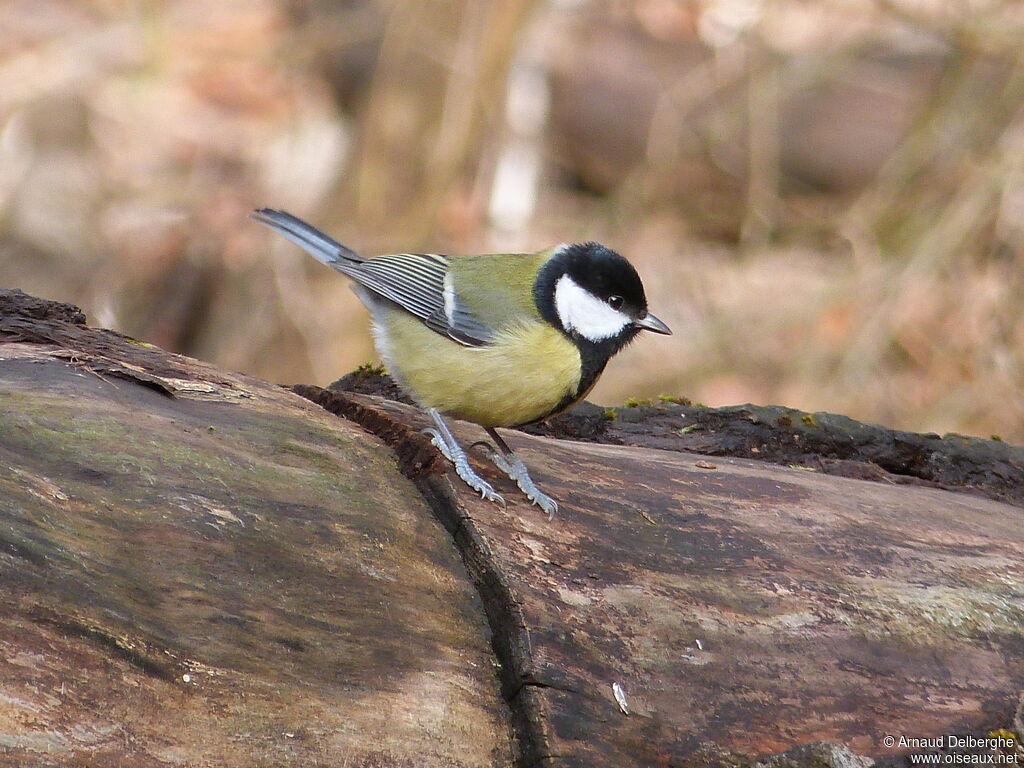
446 249 554 331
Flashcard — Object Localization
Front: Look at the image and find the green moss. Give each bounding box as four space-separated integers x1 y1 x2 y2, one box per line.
678 424 700 435
603 407 617 421
991 434 1003 442
657 393 692 405
353 362 387 379
0 391 382 516
856 584 1024 644
623 396 652 408
122 337 158 348
987 729 1016 743
800 413 819 428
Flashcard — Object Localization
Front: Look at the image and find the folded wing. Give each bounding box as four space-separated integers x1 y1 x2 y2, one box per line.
254 208 494 346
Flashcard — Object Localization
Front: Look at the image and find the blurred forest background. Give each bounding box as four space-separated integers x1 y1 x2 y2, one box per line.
3 0 1023 442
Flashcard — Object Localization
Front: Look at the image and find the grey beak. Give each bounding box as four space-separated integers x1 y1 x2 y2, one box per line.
635 312 672 335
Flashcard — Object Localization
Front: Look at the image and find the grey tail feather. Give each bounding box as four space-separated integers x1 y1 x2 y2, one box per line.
252 208 365 264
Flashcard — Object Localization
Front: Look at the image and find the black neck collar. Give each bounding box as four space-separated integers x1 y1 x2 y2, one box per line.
533 252 642 402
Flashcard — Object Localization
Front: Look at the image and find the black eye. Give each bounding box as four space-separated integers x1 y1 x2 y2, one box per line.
608 295 624 310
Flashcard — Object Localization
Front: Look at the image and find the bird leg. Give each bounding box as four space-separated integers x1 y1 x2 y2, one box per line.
423 409 505 507
478 428 558 519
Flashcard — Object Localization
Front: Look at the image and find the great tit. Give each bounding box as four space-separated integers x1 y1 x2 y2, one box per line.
254 208 671 517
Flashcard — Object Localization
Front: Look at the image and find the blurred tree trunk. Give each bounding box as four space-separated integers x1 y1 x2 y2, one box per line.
351 0 539 241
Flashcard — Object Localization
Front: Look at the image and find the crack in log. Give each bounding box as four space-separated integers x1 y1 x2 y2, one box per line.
292 384 551 768
517 679 580 695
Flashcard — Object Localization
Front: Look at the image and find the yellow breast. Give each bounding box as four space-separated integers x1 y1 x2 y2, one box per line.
376 309 582 427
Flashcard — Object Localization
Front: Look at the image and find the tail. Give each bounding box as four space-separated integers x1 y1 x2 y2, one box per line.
252 208 365 266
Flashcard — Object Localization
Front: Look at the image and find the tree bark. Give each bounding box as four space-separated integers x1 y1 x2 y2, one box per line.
1 289 1022 768
0 290 512 768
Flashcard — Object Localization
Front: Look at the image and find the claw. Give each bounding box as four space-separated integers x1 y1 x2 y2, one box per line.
479 486 506 507
478 440 558 519
457 467 503 507
535 494 558 520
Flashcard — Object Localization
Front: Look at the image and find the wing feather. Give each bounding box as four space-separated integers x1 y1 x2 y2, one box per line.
341 253 495 346
254 209 497 346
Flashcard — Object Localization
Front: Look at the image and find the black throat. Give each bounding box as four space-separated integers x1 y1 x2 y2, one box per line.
533 251 642 410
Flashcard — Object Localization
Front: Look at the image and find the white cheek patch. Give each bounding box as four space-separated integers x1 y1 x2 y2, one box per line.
554 274 631 342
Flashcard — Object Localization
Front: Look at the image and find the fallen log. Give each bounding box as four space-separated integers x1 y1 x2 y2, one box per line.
1 289 1021 767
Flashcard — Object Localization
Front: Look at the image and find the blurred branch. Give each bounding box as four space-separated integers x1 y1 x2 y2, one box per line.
352 0 538 242
837 39 1024 411
740 43 780 249
875 0 1024 56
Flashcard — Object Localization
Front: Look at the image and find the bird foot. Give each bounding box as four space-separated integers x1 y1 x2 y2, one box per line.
474 442 558 520
422 428 505 507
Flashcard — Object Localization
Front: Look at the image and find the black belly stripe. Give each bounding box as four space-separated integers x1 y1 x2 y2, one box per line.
577 346 610 399
526 322 643 424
